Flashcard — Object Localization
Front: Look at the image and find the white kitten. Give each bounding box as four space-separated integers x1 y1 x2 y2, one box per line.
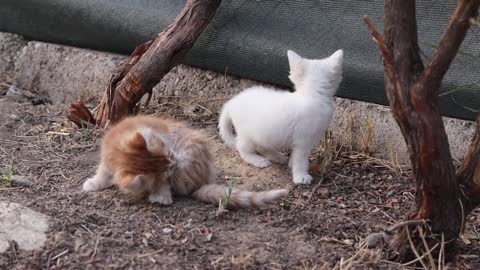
218 49 343 185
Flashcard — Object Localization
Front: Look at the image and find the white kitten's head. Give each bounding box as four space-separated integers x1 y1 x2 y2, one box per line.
287 49 343 96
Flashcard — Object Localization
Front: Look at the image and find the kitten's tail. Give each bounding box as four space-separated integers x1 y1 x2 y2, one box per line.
193 184 288 209
218 109 236 148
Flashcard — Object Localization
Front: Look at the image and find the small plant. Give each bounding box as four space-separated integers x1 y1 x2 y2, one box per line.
2 163 13 188
217 177 235 215
361 114 374 155
81 127 92 143
78 122 99 143
223 179 234 206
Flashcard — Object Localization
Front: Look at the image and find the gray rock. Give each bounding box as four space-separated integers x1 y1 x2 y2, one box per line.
14 42 122 105
0 33 26 76
11 175 33 187
0 201 49 253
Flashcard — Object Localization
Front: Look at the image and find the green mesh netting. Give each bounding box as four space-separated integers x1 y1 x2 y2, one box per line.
1 0 479 120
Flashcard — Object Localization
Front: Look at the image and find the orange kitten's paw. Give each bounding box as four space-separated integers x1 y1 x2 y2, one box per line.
148 193 173 205
83 177 100 192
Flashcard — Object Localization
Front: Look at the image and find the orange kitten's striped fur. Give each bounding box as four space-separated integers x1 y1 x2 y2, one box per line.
83 115 288 208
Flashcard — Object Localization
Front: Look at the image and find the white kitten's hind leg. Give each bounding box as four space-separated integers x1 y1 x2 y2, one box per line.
290 146 313 185
83 164 113 191
236 138 272 168
258 147 288 164
149 184 173 205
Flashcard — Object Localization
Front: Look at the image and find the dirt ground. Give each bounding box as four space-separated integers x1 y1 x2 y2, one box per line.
0 94 479 270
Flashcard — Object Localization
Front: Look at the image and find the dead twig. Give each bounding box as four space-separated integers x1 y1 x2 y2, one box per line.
68 102 96 127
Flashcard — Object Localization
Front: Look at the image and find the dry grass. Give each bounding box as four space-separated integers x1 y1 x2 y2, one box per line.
402 225 447 270
298 260 331 270
333 247 383 270
310 130 339 176
342 152 405 176
346 112 356 152
387 144 403 175
360 113 374 155
151 94 227 119
210 253 255 269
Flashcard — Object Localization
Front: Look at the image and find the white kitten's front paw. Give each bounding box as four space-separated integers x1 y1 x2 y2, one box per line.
251 158 272 168
83 177 99 192
149 193 173 205
293 174 313 185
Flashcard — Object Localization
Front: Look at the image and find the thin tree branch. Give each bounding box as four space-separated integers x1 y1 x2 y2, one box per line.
363 16 397 88
67 0 222 128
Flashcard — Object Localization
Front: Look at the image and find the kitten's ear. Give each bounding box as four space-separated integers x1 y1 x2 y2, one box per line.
287 50 305 83
287 50 303 70
127 132 147 151
328 49 344 66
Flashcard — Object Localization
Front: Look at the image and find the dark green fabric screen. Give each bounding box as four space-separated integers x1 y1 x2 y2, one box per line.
1 0 479 120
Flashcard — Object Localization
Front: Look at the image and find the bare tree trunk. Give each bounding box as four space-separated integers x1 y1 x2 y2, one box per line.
364 0 480 258
68 0 222 128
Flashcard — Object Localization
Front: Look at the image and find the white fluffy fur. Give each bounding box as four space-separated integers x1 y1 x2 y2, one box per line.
218 49 343 185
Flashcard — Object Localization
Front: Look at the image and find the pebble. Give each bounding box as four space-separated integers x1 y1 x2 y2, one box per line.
12 175 33 186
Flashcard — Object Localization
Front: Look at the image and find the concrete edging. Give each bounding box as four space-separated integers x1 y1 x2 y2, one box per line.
0 32 474 165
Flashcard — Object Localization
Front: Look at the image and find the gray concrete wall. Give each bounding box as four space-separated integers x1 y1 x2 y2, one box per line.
0 32 474 165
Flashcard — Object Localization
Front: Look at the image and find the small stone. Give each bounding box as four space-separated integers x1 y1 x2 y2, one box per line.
0 201 49 253
343 239 354 246
205 73 214 80
163 228 173 234
74 237 86 251
79 246 93 257
317 188 330 199
206 233 213 242
365 232 391 249
11 175 33 187
7 114 19 120
124 231 133 238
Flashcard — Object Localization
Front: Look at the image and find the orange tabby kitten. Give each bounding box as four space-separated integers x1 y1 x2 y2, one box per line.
82 115 288 208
